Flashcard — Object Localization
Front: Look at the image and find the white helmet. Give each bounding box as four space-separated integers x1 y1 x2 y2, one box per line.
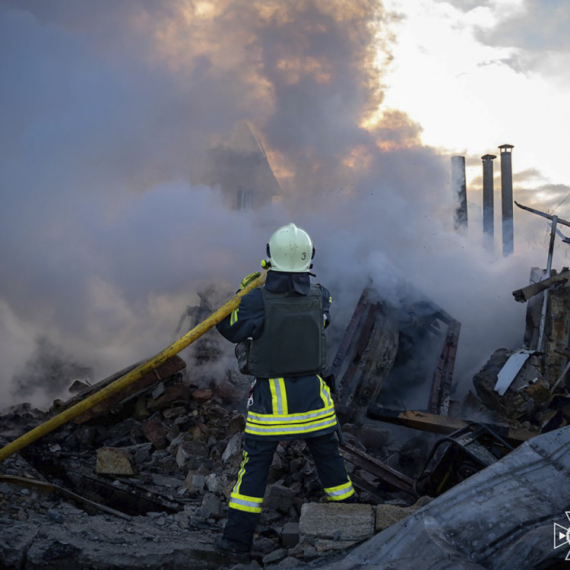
267 223 314 273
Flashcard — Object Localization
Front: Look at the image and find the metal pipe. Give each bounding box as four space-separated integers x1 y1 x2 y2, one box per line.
0 271 267 462
499 144 514 256
537 217 558 352
515 201 570 228
481 154 496 250
451 156 468 230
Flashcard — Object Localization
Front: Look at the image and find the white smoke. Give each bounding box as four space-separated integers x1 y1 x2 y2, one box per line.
0 0 556 408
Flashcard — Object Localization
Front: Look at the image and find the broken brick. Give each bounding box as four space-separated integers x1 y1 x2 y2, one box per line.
141 418 168 450
191 388 213 404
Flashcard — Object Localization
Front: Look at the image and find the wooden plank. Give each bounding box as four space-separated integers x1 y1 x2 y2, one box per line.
339 303 379 407
340 443 416 496
366 407 537 444
513 269 570 303
329 289 370 379
428 319 460 415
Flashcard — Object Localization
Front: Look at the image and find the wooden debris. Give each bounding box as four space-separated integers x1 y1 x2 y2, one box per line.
73 356 186 423
366 407 537 444
340 443 416 497
512 269 570 303
333 286 460 419
0 474 131 520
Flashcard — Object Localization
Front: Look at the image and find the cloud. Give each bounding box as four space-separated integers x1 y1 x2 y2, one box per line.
469 0 570 81
482 0 570 52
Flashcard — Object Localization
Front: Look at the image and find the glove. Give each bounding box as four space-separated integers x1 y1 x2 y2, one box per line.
239 272 261 291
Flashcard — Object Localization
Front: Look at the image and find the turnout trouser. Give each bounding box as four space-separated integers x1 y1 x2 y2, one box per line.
223 431 354 549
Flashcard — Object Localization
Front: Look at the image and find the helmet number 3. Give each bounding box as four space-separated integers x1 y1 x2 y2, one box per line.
301 252 307 260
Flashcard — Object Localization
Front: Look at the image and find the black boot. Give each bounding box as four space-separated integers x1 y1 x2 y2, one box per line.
215 537 251 564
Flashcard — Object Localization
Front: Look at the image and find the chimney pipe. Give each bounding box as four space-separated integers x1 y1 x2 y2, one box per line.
481 154 496 250
451 156 468 230
499 144 515 256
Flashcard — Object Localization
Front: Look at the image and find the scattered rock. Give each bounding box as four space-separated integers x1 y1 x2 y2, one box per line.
375 496 433 532
281 522 300 548
222 433 242 463
95 448 137 476
265 484 296 515
192 388 213 405
184 471 206 493
299 503 375 542
198 493 221 519
142 418 169 450
262 547 288 564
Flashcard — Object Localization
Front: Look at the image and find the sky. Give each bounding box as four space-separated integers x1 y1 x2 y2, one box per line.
0 0 568 408
381 0 570 213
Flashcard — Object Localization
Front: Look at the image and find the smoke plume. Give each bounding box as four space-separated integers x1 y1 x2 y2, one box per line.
0 0 549 408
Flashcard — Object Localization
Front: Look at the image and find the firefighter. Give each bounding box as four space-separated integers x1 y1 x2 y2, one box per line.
216 223 355 560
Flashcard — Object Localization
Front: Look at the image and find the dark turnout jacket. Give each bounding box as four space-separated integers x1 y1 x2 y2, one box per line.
217 271 338 441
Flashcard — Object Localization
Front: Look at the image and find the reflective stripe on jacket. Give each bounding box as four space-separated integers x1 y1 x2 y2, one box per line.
216 272 336 441
245 375 338 440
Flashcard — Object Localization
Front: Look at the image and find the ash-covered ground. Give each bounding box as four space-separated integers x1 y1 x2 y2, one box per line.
0 364 426 570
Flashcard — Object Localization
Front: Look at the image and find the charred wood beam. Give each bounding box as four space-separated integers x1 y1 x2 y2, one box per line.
367 407 536 444
329 288 370 380
66 472 183 516
339 443 416 497
0 475 131 519
348 473 388 503
19 446 184 516
428 319 461 416
512 270 570 303
338 303 380 408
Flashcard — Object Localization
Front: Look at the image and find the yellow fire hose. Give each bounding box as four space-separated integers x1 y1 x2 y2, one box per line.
0 271 267 463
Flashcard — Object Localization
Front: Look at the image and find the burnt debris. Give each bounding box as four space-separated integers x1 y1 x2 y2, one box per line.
3 265 570 569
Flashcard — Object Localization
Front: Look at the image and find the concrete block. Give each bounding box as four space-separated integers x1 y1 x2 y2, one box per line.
150 474 183 488
221 433 242 463
264 484 295 514
198 493 221 519
262 547 287 564
299 503 374 542
281 522 299 547
184 471 206 493
375 496 433 532
95 448 136 476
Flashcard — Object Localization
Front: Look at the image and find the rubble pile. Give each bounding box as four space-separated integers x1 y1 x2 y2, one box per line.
0 363 428 570
4 264 570 569
469 266 570 433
